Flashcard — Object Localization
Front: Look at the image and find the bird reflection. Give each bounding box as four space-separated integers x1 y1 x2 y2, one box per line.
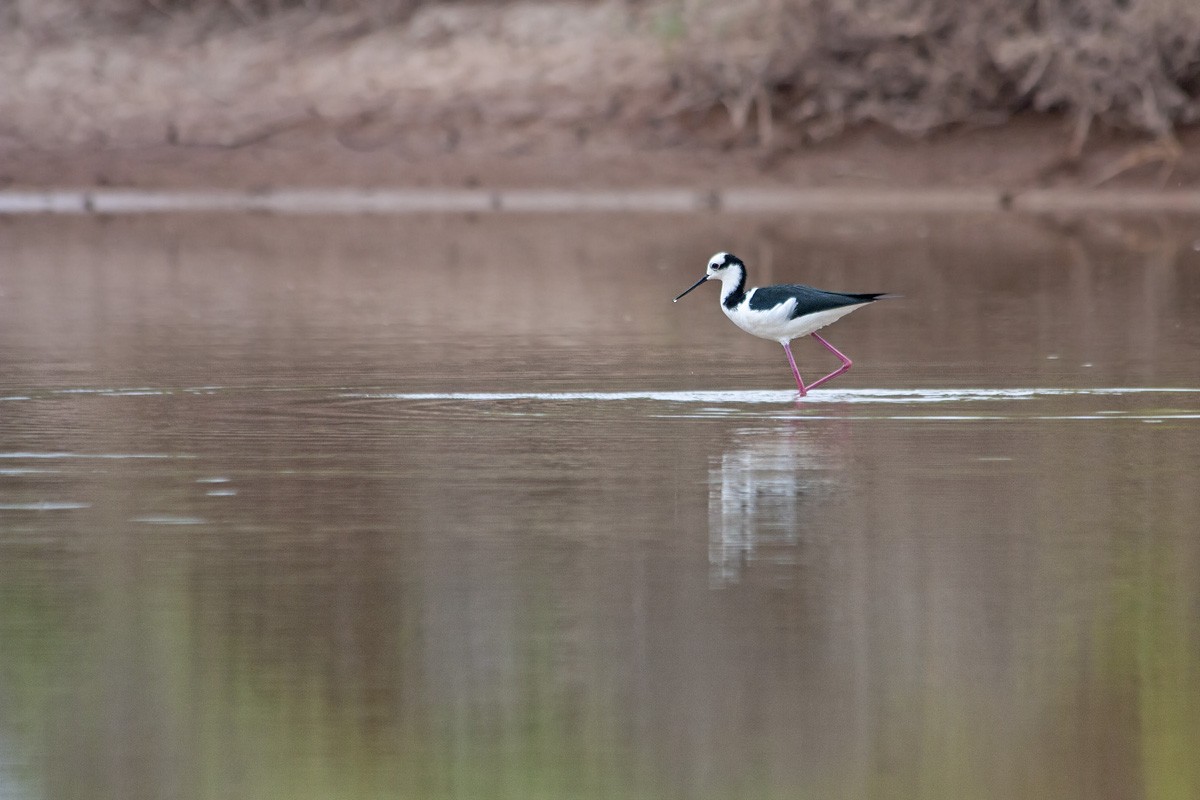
708 425 839 584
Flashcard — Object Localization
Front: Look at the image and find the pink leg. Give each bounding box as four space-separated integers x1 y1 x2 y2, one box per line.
781 342 807 396
805 332 853 390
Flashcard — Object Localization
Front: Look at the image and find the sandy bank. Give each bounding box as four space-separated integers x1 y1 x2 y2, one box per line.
2 1 1198 195
3 116 1200 193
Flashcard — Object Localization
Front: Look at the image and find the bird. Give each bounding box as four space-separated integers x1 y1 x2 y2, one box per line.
673 252 888 396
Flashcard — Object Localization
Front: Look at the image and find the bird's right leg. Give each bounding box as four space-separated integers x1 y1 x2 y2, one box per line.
782 341 807 396
806 332 853 390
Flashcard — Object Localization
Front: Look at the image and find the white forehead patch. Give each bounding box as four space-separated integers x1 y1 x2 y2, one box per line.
708 252 729 269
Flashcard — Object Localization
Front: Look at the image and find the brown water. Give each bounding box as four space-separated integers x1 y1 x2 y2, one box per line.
1 212 1199 800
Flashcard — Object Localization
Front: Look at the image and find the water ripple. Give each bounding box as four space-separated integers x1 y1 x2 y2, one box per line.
0 452 192 460
341 387 1200 404
0 501 91 511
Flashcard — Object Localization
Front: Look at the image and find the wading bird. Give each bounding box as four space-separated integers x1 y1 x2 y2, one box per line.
673 252 888 396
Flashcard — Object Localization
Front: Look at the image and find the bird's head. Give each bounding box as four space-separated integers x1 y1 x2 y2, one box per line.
705 251 743 279
673 252 745 302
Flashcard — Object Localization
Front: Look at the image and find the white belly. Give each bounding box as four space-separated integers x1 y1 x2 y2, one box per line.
722 299 864 344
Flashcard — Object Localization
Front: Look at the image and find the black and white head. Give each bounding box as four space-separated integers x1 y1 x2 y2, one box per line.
673 251 747 303
705 252 744 279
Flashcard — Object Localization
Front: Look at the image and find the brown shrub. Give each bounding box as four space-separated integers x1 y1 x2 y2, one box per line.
2 0 1197 147
668 0 1200 140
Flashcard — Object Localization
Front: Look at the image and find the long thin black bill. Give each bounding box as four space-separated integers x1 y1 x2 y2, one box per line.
673 276 708 303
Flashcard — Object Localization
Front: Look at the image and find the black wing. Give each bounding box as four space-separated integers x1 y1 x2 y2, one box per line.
748 285 886 319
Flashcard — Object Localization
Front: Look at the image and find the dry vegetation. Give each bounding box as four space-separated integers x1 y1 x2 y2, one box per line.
1 0 1198 158
669 0 1200 151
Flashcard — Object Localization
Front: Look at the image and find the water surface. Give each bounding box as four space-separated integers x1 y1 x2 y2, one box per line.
1 212 1198 800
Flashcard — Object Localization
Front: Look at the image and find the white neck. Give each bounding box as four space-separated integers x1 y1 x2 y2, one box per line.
715 264 746 305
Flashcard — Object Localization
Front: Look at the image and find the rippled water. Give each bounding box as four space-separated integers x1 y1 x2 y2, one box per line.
1 213 1198 800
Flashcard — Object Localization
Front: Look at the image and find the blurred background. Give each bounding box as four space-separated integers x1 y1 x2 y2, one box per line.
2 0 1200 188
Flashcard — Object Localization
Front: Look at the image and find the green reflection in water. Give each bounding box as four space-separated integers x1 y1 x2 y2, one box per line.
1125 544 1198 800
1 517 1197 800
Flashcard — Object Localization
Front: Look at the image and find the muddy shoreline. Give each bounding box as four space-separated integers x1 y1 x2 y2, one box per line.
8 185 1200 216
3 118 1199 196
4 1 1200 197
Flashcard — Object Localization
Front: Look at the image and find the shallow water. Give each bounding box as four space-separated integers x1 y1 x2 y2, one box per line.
1 213 1199 800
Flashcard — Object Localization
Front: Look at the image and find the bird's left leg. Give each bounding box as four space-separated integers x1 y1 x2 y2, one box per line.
806 332 853 390
781 341 807 396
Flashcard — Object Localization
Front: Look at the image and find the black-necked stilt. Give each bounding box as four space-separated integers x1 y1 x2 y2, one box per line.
673 252 888 395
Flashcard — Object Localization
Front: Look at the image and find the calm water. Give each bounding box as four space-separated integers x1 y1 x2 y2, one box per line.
1 212 1199 800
